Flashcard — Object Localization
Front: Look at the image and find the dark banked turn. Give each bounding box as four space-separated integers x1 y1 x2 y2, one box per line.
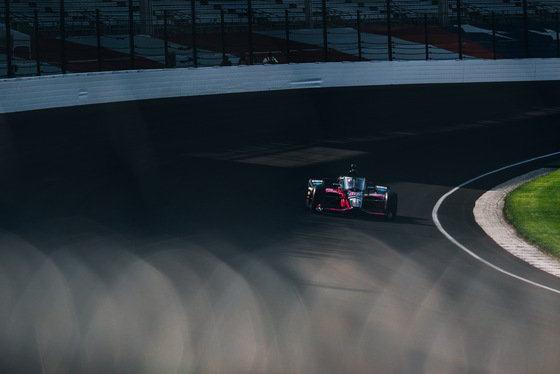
1 81 560 373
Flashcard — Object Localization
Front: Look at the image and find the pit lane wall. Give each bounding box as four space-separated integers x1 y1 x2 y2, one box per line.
1 59 560 114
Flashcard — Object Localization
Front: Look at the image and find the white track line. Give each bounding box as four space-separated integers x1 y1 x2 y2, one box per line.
432 151 560 295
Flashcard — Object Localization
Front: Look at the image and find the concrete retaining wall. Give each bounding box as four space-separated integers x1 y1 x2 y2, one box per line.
1 58 559 114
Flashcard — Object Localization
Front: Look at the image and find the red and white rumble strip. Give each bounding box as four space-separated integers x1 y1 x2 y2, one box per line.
473 168 560 277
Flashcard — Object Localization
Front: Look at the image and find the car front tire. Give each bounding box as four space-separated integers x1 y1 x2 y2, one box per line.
310 186 325 213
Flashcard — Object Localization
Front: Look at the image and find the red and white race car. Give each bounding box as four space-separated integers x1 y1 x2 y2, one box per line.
306 165 398 221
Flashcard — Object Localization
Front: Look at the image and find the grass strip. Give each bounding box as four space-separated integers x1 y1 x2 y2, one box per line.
504 168 560 258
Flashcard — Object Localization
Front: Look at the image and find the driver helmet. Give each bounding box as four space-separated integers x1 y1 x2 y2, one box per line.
349 163 358 177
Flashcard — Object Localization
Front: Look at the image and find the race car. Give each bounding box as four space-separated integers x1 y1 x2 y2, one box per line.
306 165 398 221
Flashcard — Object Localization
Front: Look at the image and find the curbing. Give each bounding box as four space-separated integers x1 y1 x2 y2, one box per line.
473 168 560 277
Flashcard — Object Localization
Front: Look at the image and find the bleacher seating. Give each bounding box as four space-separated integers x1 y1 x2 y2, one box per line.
5 0 559 32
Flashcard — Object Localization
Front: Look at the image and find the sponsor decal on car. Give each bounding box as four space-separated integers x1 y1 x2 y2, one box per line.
325 188 341 194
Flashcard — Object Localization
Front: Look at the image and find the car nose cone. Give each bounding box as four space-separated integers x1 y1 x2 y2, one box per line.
349 196 363 208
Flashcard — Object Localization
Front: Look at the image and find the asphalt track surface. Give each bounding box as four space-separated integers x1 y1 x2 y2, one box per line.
1 81 560 373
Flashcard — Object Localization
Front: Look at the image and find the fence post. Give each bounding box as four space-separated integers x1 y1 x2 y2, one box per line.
523 0 528 58
191 0 198 66
4 0 13 77
456 0 462 59
492 12 496 60
129 0 135 69
305 0 313 28
221 8 226 63
424 14 429 60
386 0 392 61
164 10 169 67
248 0 253 64
34 10 41 76
285 9 291 63
60 0 66 73
96 9 102 71
322 0 328 62
556 12 560 57
357 10 362 61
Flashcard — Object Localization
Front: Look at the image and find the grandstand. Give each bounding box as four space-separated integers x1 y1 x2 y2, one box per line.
4 0 559 34
2 0 559 78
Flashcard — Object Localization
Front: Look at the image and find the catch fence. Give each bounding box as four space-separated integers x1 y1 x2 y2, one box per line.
1 0 559 78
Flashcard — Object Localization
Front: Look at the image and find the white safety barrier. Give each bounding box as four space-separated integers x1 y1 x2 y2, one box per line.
1 58 559 114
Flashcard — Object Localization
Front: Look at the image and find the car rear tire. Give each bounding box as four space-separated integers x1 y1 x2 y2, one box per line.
385 192 398 221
